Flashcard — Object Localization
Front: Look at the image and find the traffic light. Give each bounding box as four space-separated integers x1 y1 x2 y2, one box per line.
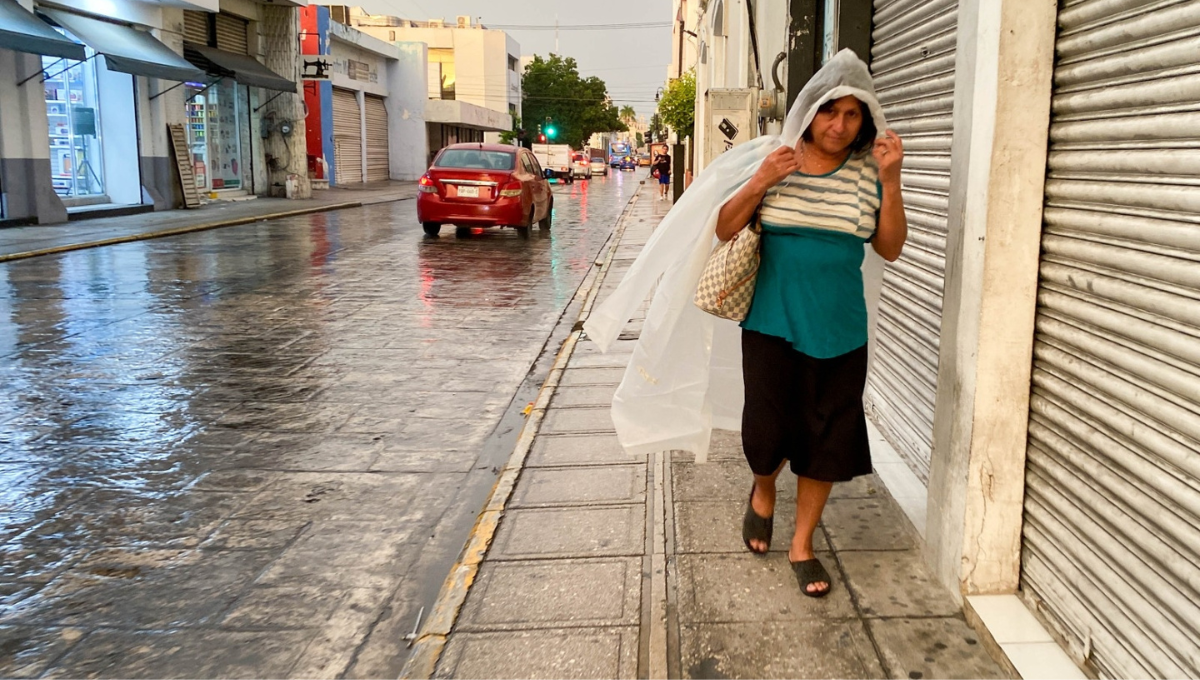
545 125 557 139
538 134 547 143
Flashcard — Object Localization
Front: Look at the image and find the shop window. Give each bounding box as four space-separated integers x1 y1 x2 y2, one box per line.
43 36 105 199
185 80 247 191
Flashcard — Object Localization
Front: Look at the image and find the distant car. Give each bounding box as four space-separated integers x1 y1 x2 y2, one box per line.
589 157 609 176
638 154 652 167
417 143 553 238
618 156 637 171
571 153 592 179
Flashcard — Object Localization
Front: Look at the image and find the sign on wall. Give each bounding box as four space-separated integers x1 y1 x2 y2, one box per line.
300 55 332 80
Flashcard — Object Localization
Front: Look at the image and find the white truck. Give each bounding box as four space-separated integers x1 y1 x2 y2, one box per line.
532 143 574 183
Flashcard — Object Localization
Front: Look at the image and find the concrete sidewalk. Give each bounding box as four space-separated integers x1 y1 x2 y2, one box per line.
404 185 1010 679
0 180 416 261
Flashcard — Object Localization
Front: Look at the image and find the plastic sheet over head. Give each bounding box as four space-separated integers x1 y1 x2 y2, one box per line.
583 49 887 462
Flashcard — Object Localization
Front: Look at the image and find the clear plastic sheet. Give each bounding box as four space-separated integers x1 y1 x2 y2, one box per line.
583 50 889 461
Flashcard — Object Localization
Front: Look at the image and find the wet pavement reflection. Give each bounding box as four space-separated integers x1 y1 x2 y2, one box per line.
0 171 641 678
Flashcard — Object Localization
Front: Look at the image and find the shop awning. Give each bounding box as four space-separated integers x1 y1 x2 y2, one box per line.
0 0 84 61
40 8 205 82
184 44 296 93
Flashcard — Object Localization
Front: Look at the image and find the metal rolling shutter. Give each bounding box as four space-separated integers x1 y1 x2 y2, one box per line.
214 13 248 54
1019 1 1200 678
332 88 363 185
183 10 210 46
864 0 957 483
364 95 389 182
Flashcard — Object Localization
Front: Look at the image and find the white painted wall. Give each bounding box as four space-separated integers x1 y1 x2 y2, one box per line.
354 23 517 138
388 42 428 180
96 62 140 205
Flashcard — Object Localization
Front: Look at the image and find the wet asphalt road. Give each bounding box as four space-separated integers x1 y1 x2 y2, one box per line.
0 170 641 678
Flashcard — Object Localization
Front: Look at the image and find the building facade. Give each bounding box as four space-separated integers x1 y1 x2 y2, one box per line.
298 5 427 185
0 0 310 226
691 0 1200 677
347 12 519 164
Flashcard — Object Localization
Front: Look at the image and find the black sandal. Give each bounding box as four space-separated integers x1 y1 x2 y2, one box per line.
741 485 773 555
791 558 832 598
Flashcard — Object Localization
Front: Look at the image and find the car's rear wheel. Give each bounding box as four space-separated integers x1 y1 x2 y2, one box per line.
423 222 441 237
539 200 553 230
455 227 470 238
514 208 534 238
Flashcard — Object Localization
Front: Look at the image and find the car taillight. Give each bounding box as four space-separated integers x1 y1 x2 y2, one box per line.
418 175 437 193
498 181 522 198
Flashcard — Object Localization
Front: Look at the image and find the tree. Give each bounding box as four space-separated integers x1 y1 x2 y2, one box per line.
499 116 521 145
636 131 644 148
619 105 637 130
522 54 627 149
658 70 696 140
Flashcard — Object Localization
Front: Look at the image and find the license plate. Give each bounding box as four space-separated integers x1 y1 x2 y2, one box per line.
456 185 479 198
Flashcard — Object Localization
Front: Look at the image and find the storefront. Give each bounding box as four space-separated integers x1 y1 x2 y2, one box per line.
863 0 959 485
185 78 249 191
34 7 203 210
330 87 361 185
364 94 388 182
426 124 484 166
182 10 296 196
1017 1 1200 676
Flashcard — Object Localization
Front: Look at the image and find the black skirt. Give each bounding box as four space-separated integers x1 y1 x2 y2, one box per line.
740 329 872 482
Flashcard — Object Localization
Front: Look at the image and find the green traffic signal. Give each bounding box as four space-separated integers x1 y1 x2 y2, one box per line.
545 125 557 139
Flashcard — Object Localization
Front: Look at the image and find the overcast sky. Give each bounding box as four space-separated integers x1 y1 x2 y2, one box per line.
358 0 674 118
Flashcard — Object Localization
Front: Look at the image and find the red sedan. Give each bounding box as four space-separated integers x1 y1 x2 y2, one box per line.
417 143 554 238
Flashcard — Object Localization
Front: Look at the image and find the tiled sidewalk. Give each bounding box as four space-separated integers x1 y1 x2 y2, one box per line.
425 187 1010 679
0 181 416 260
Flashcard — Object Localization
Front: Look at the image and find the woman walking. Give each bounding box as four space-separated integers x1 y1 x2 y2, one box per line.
714 94 906 597
584 49 903 599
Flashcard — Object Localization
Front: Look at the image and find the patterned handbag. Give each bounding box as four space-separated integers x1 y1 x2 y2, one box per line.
693 218 762 322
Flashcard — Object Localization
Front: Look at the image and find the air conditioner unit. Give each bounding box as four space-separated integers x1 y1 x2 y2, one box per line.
704 88 758 166
428 19 444 28
456 15 470 28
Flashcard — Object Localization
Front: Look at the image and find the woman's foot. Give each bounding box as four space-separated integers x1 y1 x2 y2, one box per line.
742 480 775 554
788 546 830 596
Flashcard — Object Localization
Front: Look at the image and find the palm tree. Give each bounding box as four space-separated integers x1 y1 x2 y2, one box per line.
619 105 637 131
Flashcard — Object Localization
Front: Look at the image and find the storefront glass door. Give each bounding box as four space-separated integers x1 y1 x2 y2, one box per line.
185 79 245 191
43 42 106 199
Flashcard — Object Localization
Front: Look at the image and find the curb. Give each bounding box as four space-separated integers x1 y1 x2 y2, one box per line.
0 201 365 264
398 189 642 680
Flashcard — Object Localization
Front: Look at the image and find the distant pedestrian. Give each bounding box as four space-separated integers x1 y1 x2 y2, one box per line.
651 151 671 201
715 60 906 598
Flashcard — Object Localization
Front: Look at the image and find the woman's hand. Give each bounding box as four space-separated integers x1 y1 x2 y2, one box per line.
873 130 904 186
749 145 801 192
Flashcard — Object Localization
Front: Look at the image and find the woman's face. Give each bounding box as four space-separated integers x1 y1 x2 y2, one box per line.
805 96 865 155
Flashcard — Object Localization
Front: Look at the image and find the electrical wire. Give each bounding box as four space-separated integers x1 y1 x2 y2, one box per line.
487 21 672 31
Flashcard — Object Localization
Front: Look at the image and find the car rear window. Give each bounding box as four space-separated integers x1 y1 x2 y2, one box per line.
435 150 515 170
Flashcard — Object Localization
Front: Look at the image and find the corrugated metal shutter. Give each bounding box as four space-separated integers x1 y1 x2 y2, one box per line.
864 0 958 483
364 95 389 182
332 88 363 185
1019 2 1200 678
183 10 210 46
214 13 248 55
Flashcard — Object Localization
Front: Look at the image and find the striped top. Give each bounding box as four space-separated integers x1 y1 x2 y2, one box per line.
758 151 882 239
740 151 883 359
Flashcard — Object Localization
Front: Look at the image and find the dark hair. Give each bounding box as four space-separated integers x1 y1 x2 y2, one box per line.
802 98 877 153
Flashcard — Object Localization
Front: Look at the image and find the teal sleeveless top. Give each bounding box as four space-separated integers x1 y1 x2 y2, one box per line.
741 151 882 359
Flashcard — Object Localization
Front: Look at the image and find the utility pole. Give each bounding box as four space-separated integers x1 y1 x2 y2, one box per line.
555 15 559 54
